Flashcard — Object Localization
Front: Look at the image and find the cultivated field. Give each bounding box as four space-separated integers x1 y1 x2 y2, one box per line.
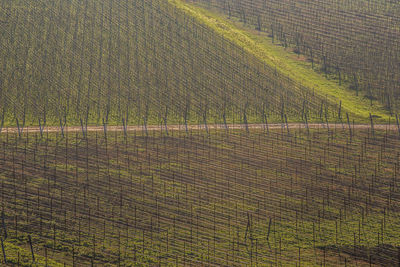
1 0 399 266
190 0 400 112
0 127 399 265
0 0 345 128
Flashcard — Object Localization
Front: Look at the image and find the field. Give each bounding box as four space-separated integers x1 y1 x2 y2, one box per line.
0 0 356 128
1 0 399 266
0 126 399 265
189 0 400 112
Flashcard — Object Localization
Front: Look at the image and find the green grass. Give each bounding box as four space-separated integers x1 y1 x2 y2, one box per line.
170 0 391 123
1 239 65 266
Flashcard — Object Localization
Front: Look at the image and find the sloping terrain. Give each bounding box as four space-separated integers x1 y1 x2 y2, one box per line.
170 0 391 123
1 0 400 266
0 0 391 128
0 0 347 128
189 0 400 112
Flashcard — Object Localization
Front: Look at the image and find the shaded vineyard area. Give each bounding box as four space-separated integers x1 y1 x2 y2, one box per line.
191 0 400 113
0 127 399 265
0 0 335 127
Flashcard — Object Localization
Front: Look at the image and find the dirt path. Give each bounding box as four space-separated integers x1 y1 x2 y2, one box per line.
0 123 398 134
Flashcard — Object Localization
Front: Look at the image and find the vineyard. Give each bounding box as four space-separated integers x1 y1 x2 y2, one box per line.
0 127 399 265
0 0 357 128
1 0 400 266
190 0 400 113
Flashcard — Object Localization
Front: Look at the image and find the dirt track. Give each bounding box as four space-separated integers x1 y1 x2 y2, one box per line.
0 123 399 134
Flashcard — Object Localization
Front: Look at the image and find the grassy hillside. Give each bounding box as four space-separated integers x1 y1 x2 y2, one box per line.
1 128 400 265
189 0 400 113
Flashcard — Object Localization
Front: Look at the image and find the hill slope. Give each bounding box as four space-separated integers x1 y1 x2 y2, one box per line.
189 0 400 113
0 0 388 128
171 0 391 123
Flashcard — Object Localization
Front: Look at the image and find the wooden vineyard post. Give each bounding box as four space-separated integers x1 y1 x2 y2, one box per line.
39 118 44 139
14 215 17 239
346 113 352 139
305 112 309 136
143 115 148 137
325 108 330 133
53 223 56 250
0 109 3 134
164 107 169 136
80 118 87 139
203 109 209 135
1 211 7 239
1 237 6 264
103 118 108 140
122 117 128 138
28 235 35 263
72 245 75 267
397 246 400 267
184 104 189 134
59 116 65 138
223 110 229 134
45 246 48 267
243 108 249 134
298 247 301 267
370 113 375 137
267 218 272 248
264 110 269 134
285 114 290 135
